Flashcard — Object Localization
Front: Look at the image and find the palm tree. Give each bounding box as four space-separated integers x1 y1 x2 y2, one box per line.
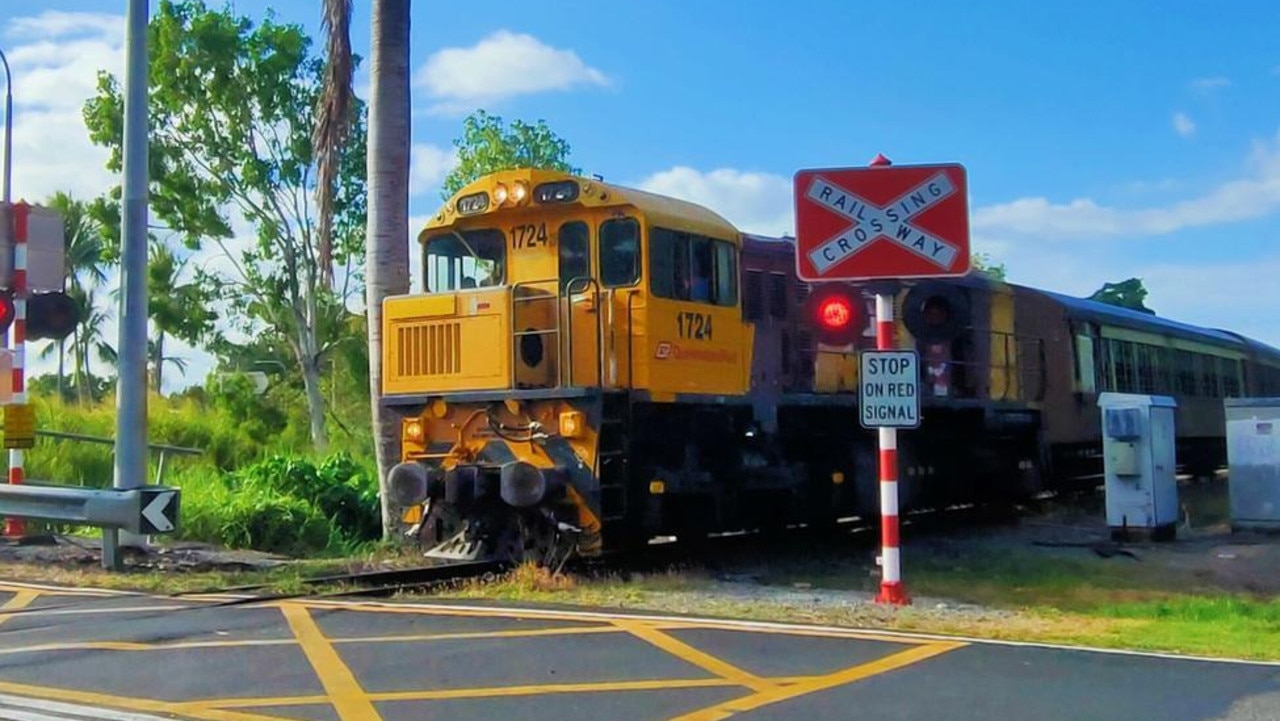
145 239 215 393
43 191 109 399
69 286 116 404
317 0 412 538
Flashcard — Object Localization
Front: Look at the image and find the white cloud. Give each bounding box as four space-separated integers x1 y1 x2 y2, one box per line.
987 242 1280 349
972 127 1280 241
636 166 794 237
6 11 121 40
416 30 609 115
1190 76 1230 92
409 143 457 197
1172 111 1196 138
2 12 124 203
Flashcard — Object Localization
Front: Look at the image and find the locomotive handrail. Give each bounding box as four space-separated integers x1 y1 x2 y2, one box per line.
626 290 641 391
563 276 603 390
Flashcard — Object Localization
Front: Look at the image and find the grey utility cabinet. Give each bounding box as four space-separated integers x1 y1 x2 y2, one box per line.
1224 398 1280 531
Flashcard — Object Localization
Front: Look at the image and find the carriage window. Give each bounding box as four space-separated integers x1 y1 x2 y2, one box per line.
1174 350 1198 395
690 237 714 302
558 221 590 292
600 217 640 287
649 226 737 306
1224 358 1242 397
649 227 682 299
1074 334 1096 393
714 241 737 307
423 228 505 292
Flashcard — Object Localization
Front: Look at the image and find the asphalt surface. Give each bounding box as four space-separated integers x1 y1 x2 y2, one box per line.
0 581 1277 721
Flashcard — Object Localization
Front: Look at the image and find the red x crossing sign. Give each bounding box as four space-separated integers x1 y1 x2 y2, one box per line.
793 162 971 282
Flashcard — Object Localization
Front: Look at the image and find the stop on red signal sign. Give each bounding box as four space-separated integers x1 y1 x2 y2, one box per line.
793 163 971 282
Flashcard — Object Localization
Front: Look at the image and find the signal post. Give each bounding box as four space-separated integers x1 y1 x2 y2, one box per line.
0 201 80 538
793 153 971 605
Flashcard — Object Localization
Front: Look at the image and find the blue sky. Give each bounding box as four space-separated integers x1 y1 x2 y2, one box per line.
5 0 1280 389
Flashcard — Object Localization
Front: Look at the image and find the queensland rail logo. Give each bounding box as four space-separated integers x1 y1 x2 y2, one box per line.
655 342 735 363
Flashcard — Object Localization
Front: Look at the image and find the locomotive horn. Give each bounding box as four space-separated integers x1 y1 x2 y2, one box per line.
902 281 971 343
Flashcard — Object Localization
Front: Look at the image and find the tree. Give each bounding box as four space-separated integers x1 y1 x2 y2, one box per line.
321 0 413 538
146 240 218 393
971 252 1007 281
69 286 117 403
441 110 578 199
83 0 368 448
1089 277 1156 315
314 0 353 289
363 0 413 538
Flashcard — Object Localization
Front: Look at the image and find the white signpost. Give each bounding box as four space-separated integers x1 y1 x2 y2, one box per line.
859 350 921 429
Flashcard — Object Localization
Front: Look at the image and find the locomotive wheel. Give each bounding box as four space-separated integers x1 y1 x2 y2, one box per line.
490 511 578 568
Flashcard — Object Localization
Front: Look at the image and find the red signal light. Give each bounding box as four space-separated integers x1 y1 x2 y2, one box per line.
0 292 13 335
817 296 853 331
804 284 861 347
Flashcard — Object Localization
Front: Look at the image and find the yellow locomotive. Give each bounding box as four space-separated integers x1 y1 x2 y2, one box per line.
381 169 1280 564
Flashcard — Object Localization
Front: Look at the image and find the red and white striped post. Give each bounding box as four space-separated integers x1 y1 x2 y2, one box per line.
868 152 908 605
873 292 907 605
4 201 28 538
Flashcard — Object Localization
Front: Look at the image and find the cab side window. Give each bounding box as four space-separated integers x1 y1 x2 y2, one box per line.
649 226 737 307
558 221 591 292
600 217 640 287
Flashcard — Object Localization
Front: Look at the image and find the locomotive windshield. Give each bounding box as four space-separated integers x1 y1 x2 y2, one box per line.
423 228 505 292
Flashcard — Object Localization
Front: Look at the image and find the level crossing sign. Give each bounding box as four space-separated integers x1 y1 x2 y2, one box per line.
793 162 971 282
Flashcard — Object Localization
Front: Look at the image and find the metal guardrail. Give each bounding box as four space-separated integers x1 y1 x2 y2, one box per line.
0 430 198 570
0 482 179 536
33 429 202 485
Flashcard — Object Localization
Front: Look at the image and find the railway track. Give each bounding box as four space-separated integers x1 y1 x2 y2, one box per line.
176 497 1048 604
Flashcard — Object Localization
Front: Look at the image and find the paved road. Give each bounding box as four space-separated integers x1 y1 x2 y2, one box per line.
0 580 1277 721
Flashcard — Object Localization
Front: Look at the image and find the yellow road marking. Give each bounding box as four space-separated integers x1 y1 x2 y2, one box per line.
280 603 382 721
0 639 295 656
297 598 943 643
0 680 292 721
0 590 39 629
0 623 626 657
613 620 777 692
182 676 818 709
667 641 966 721
331 623 625 644
8 605 191 617
0 582 127 598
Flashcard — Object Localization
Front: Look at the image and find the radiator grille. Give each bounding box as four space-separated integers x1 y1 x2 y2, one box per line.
397 322 461 376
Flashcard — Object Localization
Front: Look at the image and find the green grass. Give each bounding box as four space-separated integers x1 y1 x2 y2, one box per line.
1088 596 1280 658
14 390 384 557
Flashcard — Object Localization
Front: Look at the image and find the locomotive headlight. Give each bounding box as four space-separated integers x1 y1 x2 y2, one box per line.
512 180 528 203
494 183 509 205
559 410 585 438
404 419 425 442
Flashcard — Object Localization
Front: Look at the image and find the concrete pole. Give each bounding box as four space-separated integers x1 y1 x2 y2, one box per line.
107 0 150 569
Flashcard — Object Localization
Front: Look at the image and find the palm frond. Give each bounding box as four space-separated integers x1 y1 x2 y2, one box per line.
313 0 354 290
